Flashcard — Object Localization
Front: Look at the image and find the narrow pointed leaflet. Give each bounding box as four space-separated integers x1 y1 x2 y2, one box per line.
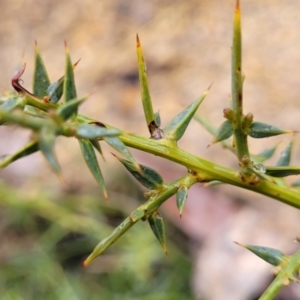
265 140 295 177
136 34 158 136
63 43 77 107
249 122 292 138
176 185 188 217
79 139 107 199
90 139 105 160
115 155 164 190
0 97 25 125
33 41 51 98
0 141 39 168
164 90 208 141
235 242 286 266
56 96 86 121
47 59 80 104
251 144 278 164
277 140 293 167
39 127 61 176
104 135 141 172
148 211 168 254
76 124 120 139
209 120 233 145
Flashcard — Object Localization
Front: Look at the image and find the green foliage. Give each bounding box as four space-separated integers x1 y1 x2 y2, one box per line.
0 181 192 299
1 1 300 299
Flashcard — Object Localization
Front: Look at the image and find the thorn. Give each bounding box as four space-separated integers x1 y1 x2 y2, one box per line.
136 34 140 47
236 0 240 12
64 40 69 52
234 241 243 247
111 152 118 159
207 82 214 91
74 58 81 68
82 260 88 268
103 190 109 202
34 40 38 48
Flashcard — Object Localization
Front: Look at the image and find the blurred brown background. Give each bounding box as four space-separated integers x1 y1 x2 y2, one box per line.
1 0 300 299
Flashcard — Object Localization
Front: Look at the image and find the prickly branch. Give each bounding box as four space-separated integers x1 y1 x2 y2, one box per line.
1 1 300 299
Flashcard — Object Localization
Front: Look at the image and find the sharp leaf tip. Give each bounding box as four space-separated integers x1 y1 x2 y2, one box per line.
136 34 141 47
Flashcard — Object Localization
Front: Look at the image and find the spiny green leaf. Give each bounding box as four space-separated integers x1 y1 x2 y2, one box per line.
83 216 135 267
90 139 105 160
47 59 80 104
265 166 300 177
79 139 107 199
252 144 278 164
209 120 234 145
63 43 77 104
56 97 86 121
104 135 140 171
249 122 292 139
236 242 286 266
0 140 39 168
148 211 167 254
76 124 120 139
39 127 61 176
115 156 163 190
47 77 64 104
0 98 25 125
194 114 234 152
154 111 161 127
136 35 156 131
33 42 51 98
164 91 208 141
176 185 188 217
276 140 293 167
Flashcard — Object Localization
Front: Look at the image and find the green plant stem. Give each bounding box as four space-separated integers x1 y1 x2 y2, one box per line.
83 173 199 265
0 141 39 168
119 133 300 208
232 1 250 161
25 94 58 111
2 105 300 208
259 251 300 300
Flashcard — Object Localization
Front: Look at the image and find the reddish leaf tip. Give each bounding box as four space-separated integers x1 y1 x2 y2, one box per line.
111 152 119 159
236 0 240 14
234 241 243 247
74 58 81 68
136 34 141 47
82 260 88 268
64 40 69 51
207 82 214 91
